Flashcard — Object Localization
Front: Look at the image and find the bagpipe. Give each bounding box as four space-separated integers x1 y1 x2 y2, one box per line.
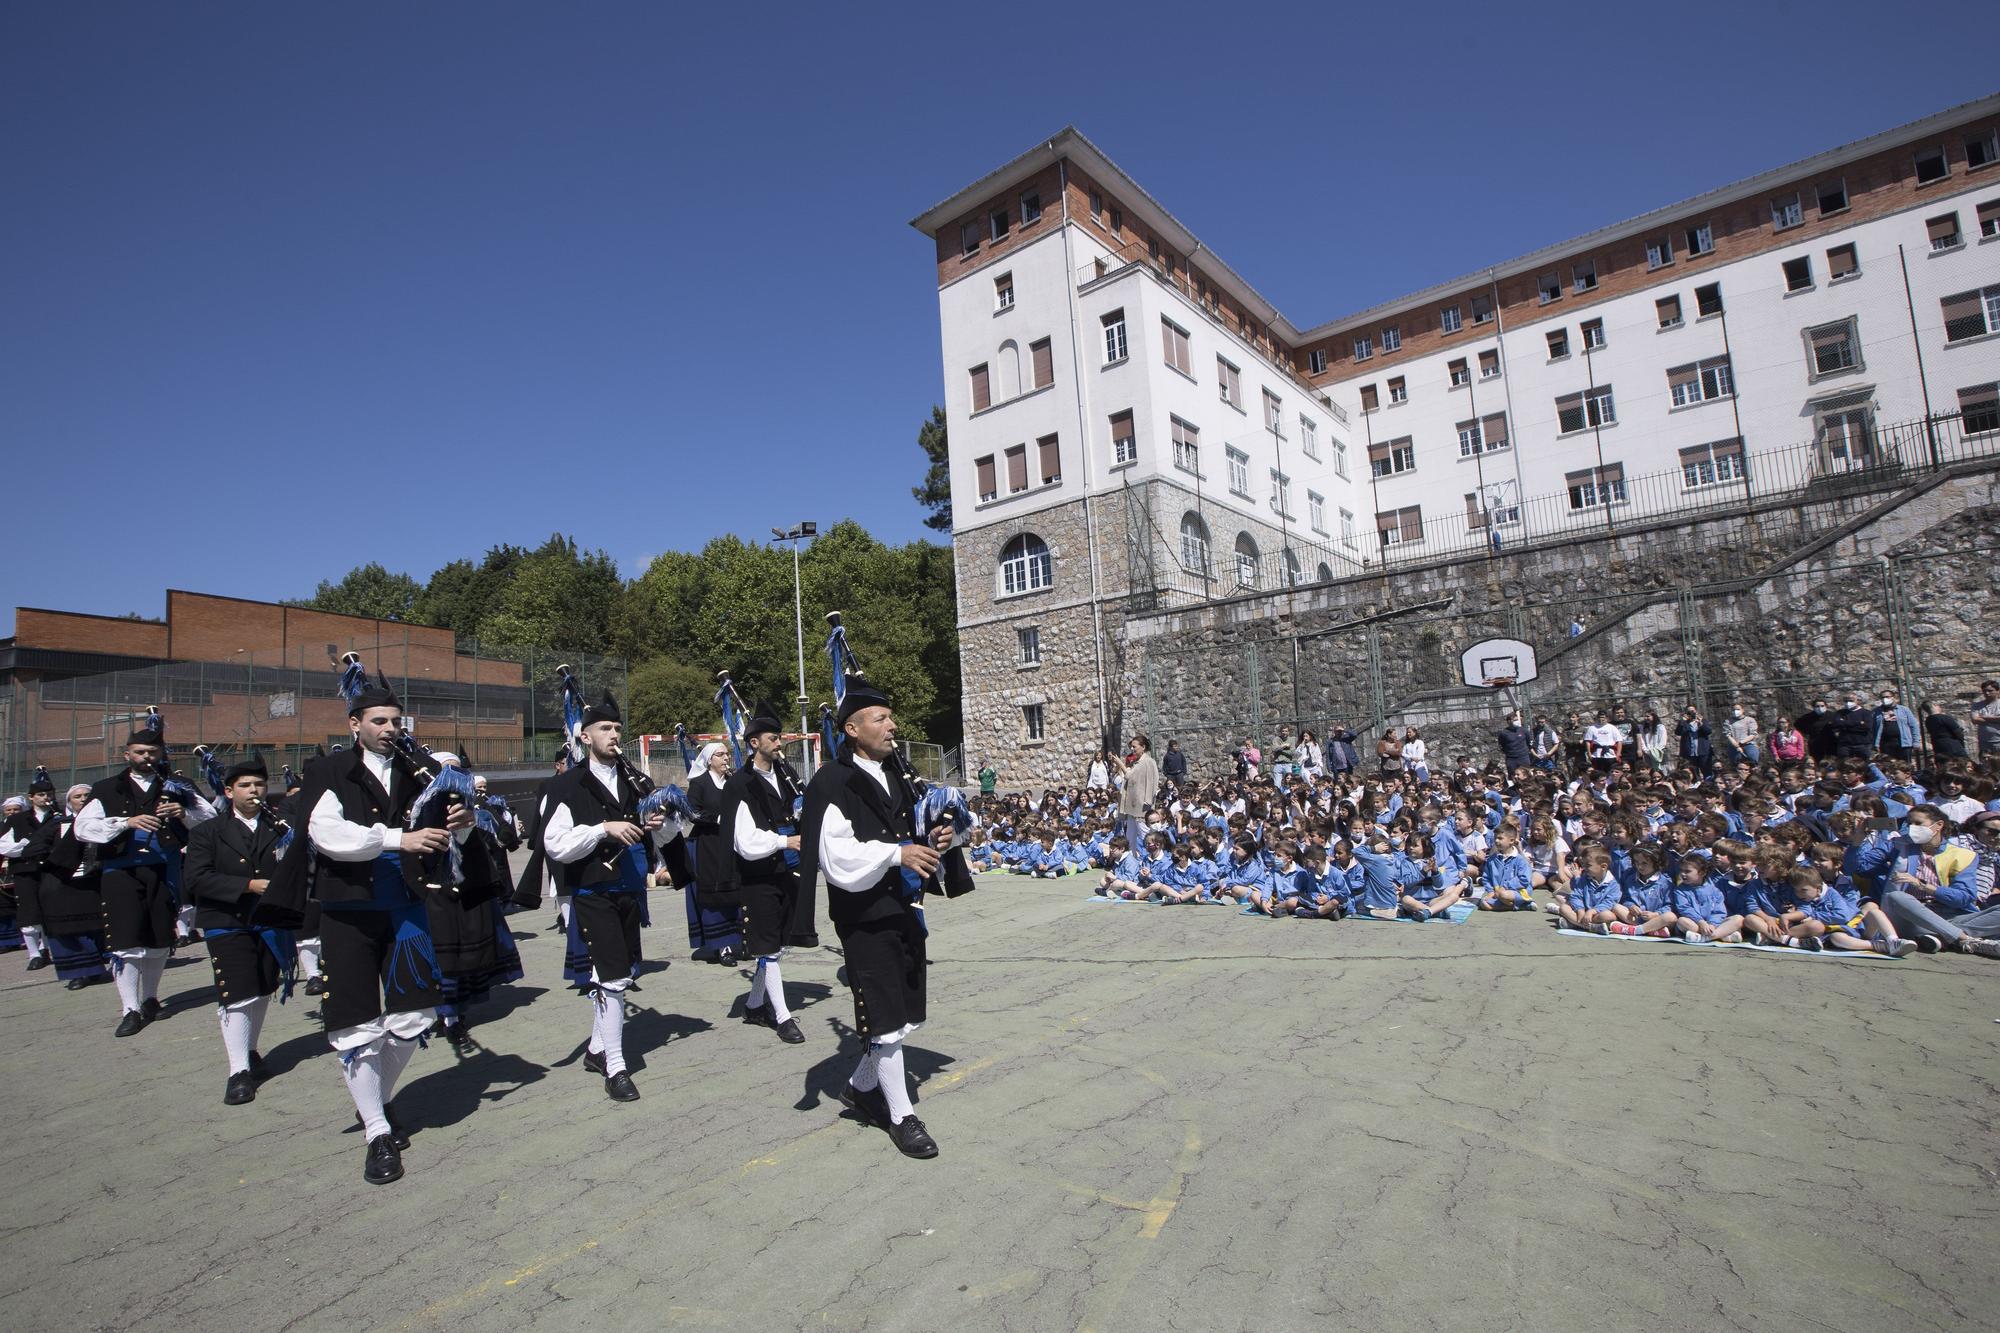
194 743 295 854
716 669 803 870
132 707 211 852
338 653 481 895
557 663 690 878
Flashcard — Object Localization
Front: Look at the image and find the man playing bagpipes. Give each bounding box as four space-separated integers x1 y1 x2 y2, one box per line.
184 755 293 1106
799 672 976 1160
73 714 218 1037
723 703 807 1044
538 691 675 1103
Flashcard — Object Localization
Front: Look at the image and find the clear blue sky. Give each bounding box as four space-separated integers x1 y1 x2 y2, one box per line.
5 2 1990 632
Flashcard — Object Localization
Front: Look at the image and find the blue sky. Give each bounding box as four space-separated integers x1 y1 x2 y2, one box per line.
4 2 1990 632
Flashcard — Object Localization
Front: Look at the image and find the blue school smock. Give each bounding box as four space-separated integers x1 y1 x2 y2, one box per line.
1485 851 1534 894
1221 856 1271 895
1349 845 1402 911
1568 873 1620 913
1671 880 1729 926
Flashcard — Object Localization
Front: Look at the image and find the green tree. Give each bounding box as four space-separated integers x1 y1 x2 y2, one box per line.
627 657 722 736
912 405 951 532
289 562 422 621
413 544 525 639
478 534 622 654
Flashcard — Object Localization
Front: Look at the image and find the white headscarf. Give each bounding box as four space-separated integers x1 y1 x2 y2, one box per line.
693 743 727 785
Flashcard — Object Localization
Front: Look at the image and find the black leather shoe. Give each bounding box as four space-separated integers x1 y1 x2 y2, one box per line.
26 955 49 971
303 976 325 996
889 1115 939 1159
354 1107 411 1150
364 1134 404 1185
224 1072 257 1106
550 916 565 932
66 977 92 991
605 1071 640 1102
583 1049 606 1076
444 1022 475 1053
742 1000 772 1028
775 1018 805 1044
141 997 163 1022
114 1011 146 1038
249 1050 271 1081
838 1082 889 1128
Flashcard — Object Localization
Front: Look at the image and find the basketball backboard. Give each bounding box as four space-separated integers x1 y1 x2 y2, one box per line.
1460 637 1539 689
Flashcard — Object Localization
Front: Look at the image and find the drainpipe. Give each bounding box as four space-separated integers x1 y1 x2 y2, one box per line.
1056 153 1111 742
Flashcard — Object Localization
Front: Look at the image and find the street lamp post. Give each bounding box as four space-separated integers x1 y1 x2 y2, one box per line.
771 521 818 775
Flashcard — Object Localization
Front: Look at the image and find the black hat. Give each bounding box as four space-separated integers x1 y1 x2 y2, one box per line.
28 766 53 793
224 754 268 785
744 703 784 741
835 675 891 729
128 727 165 748
583 690 621 726
347 684 401 717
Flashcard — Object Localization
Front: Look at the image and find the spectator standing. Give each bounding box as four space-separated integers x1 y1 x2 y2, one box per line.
1974 680 2000 759
1676 707 1714 776
1583 711 1624 773
1085 749 1114 791
1117 736 1160 849
1920 703 1967 761
1326 726 1360 776
1767 716 1807 764
1723 704 1761 767
1496 712 1532 771
1270 726 1296 783
1376 727 1403 776
1562 712 1588 775
1529 715 1561 772
1160 740 1188 786
1831 695 1875 759
1872 689 1919 761
1800 699 1837 761
1400 727 1430 783
1635 711 1670 772
978 761 998 797
1294 729 1324 778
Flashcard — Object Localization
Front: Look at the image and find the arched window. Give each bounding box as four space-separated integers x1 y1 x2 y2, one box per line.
1316 561 1334 584
1283 549 1302 587
1234 532 1260 588
1178 512 1211 574
998 533 1053 596
996 339 1022 401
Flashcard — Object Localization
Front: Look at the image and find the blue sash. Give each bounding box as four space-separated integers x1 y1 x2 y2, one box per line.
578 843 649 895
323 851 437 1003
205 924 300 1001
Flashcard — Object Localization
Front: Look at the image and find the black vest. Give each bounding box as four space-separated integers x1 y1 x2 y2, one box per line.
4 808 55 879
541 764 650 892
800 753 920 930
86 771 181 860
724 763 799 887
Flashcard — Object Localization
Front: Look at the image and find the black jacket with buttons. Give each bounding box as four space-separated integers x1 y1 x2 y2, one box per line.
185 809 287 930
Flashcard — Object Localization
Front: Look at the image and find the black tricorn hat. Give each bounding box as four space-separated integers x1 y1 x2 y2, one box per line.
583 690 621 726
835 675 891 729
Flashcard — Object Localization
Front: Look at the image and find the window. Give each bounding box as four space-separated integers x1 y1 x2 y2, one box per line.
1817 398 1878 469
1771 193 1803 230
1300 415 1318 458
1680 438 1746 490
1178 512 1211 573
1572 258 1598 292
998 532 1052 595
1970 131 2000 171
1359 384 1380 412
1110 207 1123 234
1020 192 1042 226
1376 505 1423 548
1308 490 1327 534
1657 294 1684 329
1226 447 1250 497
1386 376 1407 404
1439 305 1463 334
1478 348 1500 379
1102 309 1128 363
1448 358 1470 387
1369 436 1415 477
1022 703 1044 742
1171 416 1199 474
1566 463 1627 510
1037 433 1060 484
1580 318 1605 351
1148 236 1160 263
1458 412 1509 456
1941 285 2000 342
1817 179 1849 216
1546 328 1569 359
1353 334 1373 361
1646 236 1674 270
1109 411 1136 466
993 272 1014 312
1668 356 1734 406
1269 469 1292 517
970 362 991 412
1381 326 1402 352
1233 532 1260 587
1960 382 2000 435
1162 319 1192 375
1282 549 1303 588
1332 437 1349 479
1915 145 1950 185
1782 256 1814 292
1030 338 1053 390
989 208 1010 242
1980 199 2000 239
1017 627 1041 666
1685 223 1714 256
1089 189 1102 220
1928 213 1963 251
1805 319 1861 379
1218 357 1241 406
1556 386 1616 433
1695 282 1724 316
1470 294 1494 324
1340 508 1356 547
1004 443 1028 494
1261 390 1283 434
1828 243 1859 280
975 454 997 503
960 221 980 256
1456 418 1484 457
1308 348 1328 374
1538 272 1562 304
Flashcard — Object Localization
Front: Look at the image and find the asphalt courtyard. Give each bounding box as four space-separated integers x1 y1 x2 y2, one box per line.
2 866 1996 1333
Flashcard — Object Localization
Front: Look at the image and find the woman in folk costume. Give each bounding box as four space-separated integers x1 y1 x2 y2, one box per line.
683 743 744 964
32 784 112 987
420 753 523 1055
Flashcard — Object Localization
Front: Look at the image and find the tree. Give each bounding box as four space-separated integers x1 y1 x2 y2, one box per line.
478 535 622 654
912 404 951 532
627 658 722 736
413 544 525 640
289 563 422 621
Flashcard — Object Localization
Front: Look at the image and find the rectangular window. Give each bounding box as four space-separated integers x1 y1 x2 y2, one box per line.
1915 145 1950 185
1572 258 1598 292
1456 418 1485 457
1018 627 1041 666
1480 411 1509 452
1685 223 1714 256
1828 243 1860 279
1218 357 1241 406
1369 437 1415 477
1942 286 2000 341
1566 463 1628 510
994 272 1014 310
1376 505 1423 548
1037 433 1060 484
1340 508 1356 547
1657 294 1684 328
1448 358 1470 387
1300 415 1318 458
1022 703 1044 742
1680 438 1746 490
1806 319 1861 378
1470 294 1494 324
1308 348 1328 374
1162 319 1192 375
1928 212 1964 251
1005 443 1028 493
1226 447 1250 497
1668 356 1734 406
1353 334 1373 361
1381 326 1402 352
1478 348 1500 378
1646 236 1674 270
1818 403 1877 469
1360 383 1379 412
1110 207 1122 234
1102 309 1128 363
1771 193 1803 230
970 363 991 412
1269 469 1292 517
1020 191 1042 226
1171 416 1200 474
1333 437 1349 479
1817 179 1849 216
1970 131 2000 171
1089 189 1102 220
1556 386 1616 433
1465 492 1490 531
1580 318 1605 350
1308 490 1326 533
1695 282 1724 316
1546 328 1569 359
1538 272 1562 304
1960 382 2000 435
1262 388 1283 433
960 221 980 256
1109 410 1137 466
1030 338 1054 390
1386 376 1407 404
975 454 997 503
1782 256 1814 292
989 207 1010 242
1980 199 2000 238
1439 305 1463 334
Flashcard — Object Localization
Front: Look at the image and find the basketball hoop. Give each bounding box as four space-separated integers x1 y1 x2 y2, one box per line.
1459 638 1540 690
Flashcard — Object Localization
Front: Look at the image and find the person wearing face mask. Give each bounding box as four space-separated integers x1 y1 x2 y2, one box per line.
1831 697 1876 760
1800 700 1837 762
1496 712 1532 773
1872 691 1920 763
1722 704 1761 768
1874 809 2000 956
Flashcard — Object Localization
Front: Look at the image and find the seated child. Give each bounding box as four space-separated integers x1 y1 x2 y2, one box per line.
1713 839 1781 943
1477 826 1537 911
1400 832 1467 920
1608 845 1677 935
1132 832 1172 900
1669 855 1744 943
1213 834 1272 905
1294 842 1349 920
1029 830 1068 878
1152 841 1209 904
1779 867 1913 956
1097 836 1140 897
1348 836 1404 920
1248 841 1305 917
968 828 995 871
1555 845 1623 933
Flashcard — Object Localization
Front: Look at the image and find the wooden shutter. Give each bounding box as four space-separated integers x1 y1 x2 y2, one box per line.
1005 445 1027 492
1031 339 1053 389
1399 507 1423 542
1941 291 1983 334
1657 295 1681 323
1367 441 1391 464
1668 364 1697 393
1828 246 1857 278
1465 494 1488 530
1375 510 1399 534
1928 214 1960 245
1482 412 1509 448
1110 412 1135 456
1038 435 1060 482
976 455 996 498
1360 385 1379 411
970 364 990 412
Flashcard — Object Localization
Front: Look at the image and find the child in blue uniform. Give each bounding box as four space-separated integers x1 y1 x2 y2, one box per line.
1294 842 1349 919
1779 867 1913 956
1478 826 1537 911
1248 842 1305 917
1213 836 1271 906
1669 856 1744 943
1555 845 1623 933
1609 846 1677 935
1098 837 1141 898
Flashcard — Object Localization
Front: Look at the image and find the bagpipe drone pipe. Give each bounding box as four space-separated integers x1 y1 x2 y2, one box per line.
559 663 691 876
715 669 804 871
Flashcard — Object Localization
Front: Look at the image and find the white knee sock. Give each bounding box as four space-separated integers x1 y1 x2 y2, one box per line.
21 925 46 957
218 999 257 1074
747 962 767 1008
875 1041 913 1124
556 897 571 927
849 1044 879 1091
757 958 792 1023
379 1032 419 1104
245 994 270 1055
341 1041 390 1140
139 949 167 1001
593 986 628 1076
113 953 144 1015
296 938 321 978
